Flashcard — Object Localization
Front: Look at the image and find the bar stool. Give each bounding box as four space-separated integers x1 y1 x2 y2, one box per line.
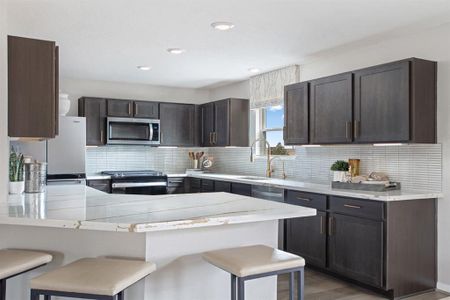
30 257 156 300
0 249 52 300
203 245 305 300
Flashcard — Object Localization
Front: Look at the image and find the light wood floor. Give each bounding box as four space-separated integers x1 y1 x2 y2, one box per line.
278 269 449 300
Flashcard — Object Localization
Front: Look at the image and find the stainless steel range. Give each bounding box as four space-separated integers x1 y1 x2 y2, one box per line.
102 170 168 195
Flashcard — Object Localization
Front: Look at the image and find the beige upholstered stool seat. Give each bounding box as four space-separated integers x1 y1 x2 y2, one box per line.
203 244 305 277
31 258 156 296
0 249 52 280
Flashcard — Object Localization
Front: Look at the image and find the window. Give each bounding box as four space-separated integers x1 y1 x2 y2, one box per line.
251 104 294 156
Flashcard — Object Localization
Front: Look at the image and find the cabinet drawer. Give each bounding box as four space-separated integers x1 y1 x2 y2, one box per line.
286 190 327 210
329 196 384 220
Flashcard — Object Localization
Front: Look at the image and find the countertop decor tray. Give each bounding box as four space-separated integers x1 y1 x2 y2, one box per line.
331 181 401 192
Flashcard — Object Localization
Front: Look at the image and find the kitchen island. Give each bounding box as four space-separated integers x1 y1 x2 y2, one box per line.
0 185 315 300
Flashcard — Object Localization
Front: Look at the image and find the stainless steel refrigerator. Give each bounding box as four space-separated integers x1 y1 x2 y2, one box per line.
13 116 87 185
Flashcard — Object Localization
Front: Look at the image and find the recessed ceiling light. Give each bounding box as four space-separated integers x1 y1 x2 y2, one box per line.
211 21 235 31
137 66 151 71
248 68 260 73
167 48 186 55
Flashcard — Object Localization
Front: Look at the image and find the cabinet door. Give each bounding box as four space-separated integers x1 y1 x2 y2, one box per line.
186 178 201 193
328 213 384 288
284 82 309 145
202 102 215 146
107 99 133 117
214 99 230 146
160 103 195 146
286 211 327 268
229 99 250 146
201 179 215 192
231 183 252 196
310 73 353 144
354 61 410 143
8 36 58 138
214 181 231 193
79 98 107 146
134 101 159 119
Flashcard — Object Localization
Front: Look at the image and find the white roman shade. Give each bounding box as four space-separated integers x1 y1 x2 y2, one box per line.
249 65 300 109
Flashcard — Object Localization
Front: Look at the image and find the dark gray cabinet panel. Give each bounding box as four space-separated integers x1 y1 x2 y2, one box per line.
286 211 327 268
202 102 215 147
310 73 353 144
167 177 186 194
354 61 410 143
186 178 201 193
214 181 231 193
286 190 327 210
78 97 107 146
214 99 230 147
228 99 250 147
107 99 133 117
160 103 195 146
8 36 59 138
231 183 252 196
87 179 111 193
134 101 159 119
201 179 215 192
284 82 309 145
328 213 384 288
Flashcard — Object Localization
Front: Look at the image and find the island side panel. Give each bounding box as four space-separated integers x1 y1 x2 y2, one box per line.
0 225 146 300
144 220 279 300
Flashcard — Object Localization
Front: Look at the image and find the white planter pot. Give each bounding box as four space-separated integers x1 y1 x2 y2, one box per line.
332 171 348 182
59 93 71 116
9 181 24 194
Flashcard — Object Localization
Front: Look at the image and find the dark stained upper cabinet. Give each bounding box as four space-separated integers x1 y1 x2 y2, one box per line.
133 101 159 119
354 58 437 143
310 73 353 144
201 98 249 147
284 82 309 145
159 103 196 146
107 99 133 117
8 36 59 138
78 97 107 146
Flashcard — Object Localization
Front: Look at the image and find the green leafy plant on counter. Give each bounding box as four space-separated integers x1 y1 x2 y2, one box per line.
330 160 349 172
9 147 24 182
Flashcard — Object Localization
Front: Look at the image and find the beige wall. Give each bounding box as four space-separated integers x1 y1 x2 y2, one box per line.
0 0 8 201
60 77 211 116
209 80 250 100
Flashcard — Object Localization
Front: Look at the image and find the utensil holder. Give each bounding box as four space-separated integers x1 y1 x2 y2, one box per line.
193 159 199 169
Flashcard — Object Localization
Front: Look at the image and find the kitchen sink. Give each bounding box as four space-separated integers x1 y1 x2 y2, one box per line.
239 176 269 181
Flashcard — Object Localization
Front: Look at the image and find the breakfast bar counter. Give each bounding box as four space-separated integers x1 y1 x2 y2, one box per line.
0 186 315 300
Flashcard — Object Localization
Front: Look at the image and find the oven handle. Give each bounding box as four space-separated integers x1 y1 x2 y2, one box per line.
112 182 167 188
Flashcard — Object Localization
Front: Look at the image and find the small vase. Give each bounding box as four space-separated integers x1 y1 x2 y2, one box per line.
9 181 25 194
332 171 347 182
59 93 71 116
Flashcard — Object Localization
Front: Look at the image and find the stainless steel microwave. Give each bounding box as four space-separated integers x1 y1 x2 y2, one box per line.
106 117 160 145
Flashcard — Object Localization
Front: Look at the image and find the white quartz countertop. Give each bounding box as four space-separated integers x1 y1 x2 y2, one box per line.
187 173 443 201
0 185 316 233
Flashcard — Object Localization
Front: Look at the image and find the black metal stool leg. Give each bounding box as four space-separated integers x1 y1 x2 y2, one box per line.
231 274 237 300
297 268 304 300
289 272 295 300
117 290 124 300
0 279 6 300
237 277 245 300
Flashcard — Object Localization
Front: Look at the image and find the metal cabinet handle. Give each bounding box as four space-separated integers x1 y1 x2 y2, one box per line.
161 132 164 144
100 130 104 143
134 102 138 116
128 102 132 116
328 216 334 236
296 197 311 202
320 215 325 235
213 132 217 144
209 132 213 145
346 121 352 140
344 204 362 209
354 120 360 138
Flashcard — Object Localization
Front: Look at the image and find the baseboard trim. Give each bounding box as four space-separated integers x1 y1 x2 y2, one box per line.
437 281 450 294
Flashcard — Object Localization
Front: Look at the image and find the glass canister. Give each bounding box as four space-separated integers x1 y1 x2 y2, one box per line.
24 161 47 193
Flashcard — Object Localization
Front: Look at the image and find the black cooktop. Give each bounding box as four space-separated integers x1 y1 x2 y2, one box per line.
101 170 166 178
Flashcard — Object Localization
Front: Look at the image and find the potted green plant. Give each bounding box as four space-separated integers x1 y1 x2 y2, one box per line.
9 148 25 194
330 160 349 182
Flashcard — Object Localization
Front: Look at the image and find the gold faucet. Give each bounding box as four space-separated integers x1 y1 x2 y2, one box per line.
269 156 287 179
250 138 272 178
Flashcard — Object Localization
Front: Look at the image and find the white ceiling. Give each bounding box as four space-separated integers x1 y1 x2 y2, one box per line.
6 0 450 89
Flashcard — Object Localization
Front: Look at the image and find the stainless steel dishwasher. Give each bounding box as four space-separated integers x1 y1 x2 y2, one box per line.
251 185 285 250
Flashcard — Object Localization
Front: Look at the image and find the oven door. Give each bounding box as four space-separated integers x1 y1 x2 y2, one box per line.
111 177 168 195
107 117 160 145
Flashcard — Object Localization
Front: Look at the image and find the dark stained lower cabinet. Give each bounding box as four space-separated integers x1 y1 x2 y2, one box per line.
214 181 231 193
328 213 384 288
231 183 252 196
201 179 215 192
78 97 107 146
87 179 111 193
167 177 186 194
160 103 196 146
286 211 326 268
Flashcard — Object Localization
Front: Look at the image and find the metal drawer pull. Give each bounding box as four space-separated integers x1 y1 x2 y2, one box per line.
296 197 311 202
320 216 324 235
128 102 132 116
344 204 362 209
328 216 334 236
